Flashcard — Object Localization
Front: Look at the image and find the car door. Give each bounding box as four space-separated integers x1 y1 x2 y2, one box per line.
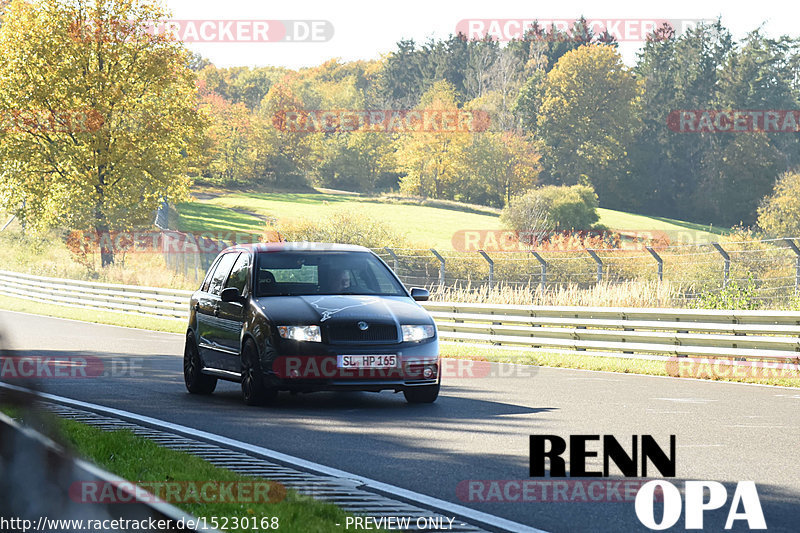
215 251 251 371
197 251 239 370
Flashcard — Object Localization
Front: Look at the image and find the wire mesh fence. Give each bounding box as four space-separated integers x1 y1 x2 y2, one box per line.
157 231 800 308
372 237 800 308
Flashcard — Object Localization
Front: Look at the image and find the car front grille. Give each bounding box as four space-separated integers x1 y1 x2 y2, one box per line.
326 322 399 343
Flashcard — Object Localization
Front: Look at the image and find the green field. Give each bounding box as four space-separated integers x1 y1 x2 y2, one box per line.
177 190 726 250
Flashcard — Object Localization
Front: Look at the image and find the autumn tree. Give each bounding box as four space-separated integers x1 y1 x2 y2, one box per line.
536 45 640 208
463 131 542 207
396 81 471 198
0 0 204 264
757 170 800 237
199 94 256 184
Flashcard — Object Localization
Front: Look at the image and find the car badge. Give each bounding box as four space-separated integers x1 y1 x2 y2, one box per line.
357 321 369 331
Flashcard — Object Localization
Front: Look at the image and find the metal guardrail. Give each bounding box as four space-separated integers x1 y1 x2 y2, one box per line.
0 409 219 532
2 270 799 361
0 270 192 321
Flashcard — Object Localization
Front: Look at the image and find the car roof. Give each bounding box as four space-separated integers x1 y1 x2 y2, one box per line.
221 242 372 254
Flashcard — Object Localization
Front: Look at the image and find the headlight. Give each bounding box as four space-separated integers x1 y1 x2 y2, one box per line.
401 324 435 342
278 325 322 343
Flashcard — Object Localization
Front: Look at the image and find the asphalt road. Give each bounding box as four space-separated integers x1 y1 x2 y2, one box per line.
1 309 799 532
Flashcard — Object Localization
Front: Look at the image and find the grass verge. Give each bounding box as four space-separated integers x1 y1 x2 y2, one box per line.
1 410 360 532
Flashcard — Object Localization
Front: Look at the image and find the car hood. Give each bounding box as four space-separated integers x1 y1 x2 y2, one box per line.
255 294 433 325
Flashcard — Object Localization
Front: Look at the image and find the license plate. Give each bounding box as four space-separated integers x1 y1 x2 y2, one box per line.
337 355 397 369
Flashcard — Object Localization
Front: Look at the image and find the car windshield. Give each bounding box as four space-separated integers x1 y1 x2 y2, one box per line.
255 251 407 297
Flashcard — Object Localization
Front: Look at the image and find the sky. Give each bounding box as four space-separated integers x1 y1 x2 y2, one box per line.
165 0 800 69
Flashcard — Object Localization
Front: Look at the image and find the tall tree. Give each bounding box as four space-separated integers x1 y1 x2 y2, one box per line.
395 81 470 198
632 21 733 220
0 0 204 264
537 45 641 208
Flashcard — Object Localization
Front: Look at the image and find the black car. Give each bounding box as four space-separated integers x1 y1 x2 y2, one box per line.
183 242 440 405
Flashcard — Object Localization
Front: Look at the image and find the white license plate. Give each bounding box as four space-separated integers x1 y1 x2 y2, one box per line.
337 355 397 369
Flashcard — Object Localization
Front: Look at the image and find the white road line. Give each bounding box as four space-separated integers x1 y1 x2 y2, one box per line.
727 425 789 428
0 382 549 533
652 398 719 404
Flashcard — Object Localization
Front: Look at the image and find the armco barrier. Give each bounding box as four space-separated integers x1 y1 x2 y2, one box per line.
0 408 219 532
0 270 192 321
2 270 799 361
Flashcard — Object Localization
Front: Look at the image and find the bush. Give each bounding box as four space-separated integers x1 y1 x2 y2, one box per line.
268 210 412 249
692 277 759 310
757 169 800 237
501 184 600 236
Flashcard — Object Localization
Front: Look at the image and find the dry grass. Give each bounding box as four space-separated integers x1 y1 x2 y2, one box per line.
0 230 198 291
429 279 683 307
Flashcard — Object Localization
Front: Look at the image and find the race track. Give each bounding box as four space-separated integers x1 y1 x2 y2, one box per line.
1 310 798 532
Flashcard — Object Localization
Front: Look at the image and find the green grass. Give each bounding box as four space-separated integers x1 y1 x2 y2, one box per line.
175 201 265 237
182 192 504 249
0 294 186 334
596 208 725 244
2 412 361 533
178 190 728 250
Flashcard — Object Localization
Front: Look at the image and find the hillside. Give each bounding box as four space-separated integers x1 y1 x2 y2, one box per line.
176 190 725 250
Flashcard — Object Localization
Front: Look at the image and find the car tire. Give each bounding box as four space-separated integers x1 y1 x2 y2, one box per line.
184 333 217 394
241 340 278 406
403 383 439 404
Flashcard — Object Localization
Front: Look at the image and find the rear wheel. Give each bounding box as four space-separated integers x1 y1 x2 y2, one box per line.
184 333 217 394
241 340 278 406
403 383 439 404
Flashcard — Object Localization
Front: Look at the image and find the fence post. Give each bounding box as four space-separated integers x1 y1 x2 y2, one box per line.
646 246 664 282
530 251 547 291
383 247 400 272
478 250 494 289
712 242 730 288
586 249 603 283
430 249 445 286
784 238 800 296
154 198 169 230
1 215 15 232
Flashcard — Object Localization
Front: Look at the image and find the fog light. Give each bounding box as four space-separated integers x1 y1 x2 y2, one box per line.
423 367 434 379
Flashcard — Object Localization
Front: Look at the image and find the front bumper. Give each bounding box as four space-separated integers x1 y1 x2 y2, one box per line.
264 338 439 392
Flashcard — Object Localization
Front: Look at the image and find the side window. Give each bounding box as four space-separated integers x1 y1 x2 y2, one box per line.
201 256 223 292
208 253 239 296
225 252 250 294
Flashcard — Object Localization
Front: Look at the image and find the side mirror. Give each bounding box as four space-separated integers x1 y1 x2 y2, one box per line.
220 287 243 303
410 287 429 302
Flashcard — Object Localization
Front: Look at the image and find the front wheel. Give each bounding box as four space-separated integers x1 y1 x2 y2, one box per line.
184 333 217 394
403 383 439 404
241 340 278 406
